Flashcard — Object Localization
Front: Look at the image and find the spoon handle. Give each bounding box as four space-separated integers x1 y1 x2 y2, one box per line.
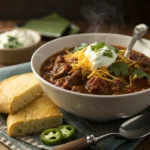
124 37 137 58
53 133 122 150
53 137 89 150
124 24 148 58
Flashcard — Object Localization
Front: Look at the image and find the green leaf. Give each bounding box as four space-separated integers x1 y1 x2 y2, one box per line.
107 45 119 53
90 42 105 52
74 43 87 52
4 35 23 48
103 49 113 58
131 68 150 79
96 42 105 49
90 42 119 54
90 45 97 51
7 35 17 41
109 62 129 76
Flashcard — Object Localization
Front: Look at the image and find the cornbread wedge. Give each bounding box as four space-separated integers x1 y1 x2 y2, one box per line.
7 95 63 137
0 73 43 114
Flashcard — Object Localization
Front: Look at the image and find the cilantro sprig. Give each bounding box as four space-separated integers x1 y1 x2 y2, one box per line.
103 50 113 58
109 62 150 79
107 45 119 53
90 42 119 58
74 43 87 52
108 62 129 76
90 42 105 52
4 35 23 48
131 68 150 79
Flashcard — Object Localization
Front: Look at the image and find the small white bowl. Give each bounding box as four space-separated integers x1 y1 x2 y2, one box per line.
31 33 150 121
0 28 41 65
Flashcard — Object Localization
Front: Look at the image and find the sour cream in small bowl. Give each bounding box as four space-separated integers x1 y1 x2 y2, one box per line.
0 28 41 64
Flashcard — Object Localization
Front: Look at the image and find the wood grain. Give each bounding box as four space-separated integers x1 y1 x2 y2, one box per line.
53 138 88 150
0 20 150 150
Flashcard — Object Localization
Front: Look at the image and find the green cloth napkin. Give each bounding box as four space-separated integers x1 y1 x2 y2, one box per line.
0 62 142 150
23 13 80 37
42 13 80 35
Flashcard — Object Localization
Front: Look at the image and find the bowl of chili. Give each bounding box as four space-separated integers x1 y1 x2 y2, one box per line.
31 33 150 121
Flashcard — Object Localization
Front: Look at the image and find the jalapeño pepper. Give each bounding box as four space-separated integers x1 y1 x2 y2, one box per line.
40 128 63 145
59 125 75 141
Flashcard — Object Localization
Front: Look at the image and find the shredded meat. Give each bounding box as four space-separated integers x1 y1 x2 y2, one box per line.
54 77 68 88
71 85 87 93
63 70 82 89
52 56 71 79
54 55 64 64
65 57 77 64
86 77 111 94
111 79 125 93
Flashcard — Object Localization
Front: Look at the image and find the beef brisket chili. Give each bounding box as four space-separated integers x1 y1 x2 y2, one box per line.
41 42 150 95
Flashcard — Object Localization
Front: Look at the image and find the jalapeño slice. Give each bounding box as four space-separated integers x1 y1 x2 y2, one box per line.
40 128 63 145
59 125 75 141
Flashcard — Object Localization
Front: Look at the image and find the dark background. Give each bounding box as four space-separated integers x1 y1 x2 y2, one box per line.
0 0 149 25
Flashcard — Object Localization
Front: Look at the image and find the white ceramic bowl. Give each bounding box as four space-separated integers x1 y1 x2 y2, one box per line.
31 33 150 121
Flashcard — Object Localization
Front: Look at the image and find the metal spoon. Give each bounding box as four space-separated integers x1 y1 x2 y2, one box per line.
53 112 150 150
124 24 148 58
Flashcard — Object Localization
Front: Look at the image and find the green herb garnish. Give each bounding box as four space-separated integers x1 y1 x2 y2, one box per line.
107 45 119 53
103 49 113 58
74 43 87 52
90 42 105 52
4 35 23 48
109 62 129 76
90 42 118 58
131 68 150 79
7 35 17 42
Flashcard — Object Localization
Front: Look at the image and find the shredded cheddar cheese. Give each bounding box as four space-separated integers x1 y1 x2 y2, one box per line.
64 46 140 85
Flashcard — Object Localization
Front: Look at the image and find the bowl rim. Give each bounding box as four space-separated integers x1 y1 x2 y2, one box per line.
0 28 41 51
31 33 150 98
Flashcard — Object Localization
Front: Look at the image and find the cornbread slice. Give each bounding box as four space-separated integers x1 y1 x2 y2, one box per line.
7 95 63 137
0 73 43 114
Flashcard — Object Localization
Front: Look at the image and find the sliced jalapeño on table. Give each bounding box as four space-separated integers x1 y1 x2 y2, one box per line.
40 128 63 145
58 125 75 141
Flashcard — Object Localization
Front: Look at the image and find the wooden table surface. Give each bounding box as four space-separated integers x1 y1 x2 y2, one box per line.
0 20 150 150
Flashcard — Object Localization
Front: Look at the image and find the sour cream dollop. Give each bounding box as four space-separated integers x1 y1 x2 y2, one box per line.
0 29 35 49
84 42 118 69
